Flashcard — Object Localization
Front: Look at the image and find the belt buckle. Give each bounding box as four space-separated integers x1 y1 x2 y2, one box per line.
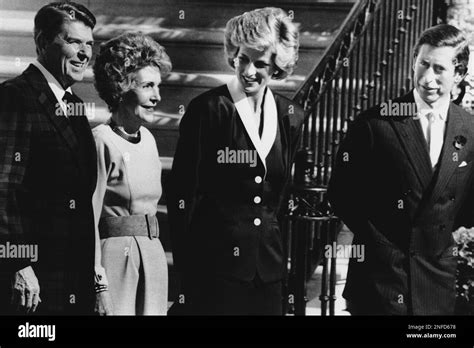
145 214 158 239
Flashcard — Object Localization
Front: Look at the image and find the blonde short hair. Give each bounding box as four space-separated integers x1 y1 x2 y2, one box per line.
224 7 299 80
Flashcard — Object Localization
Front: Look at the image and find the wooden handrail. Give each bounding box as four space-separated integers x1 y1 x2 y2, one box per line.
293 0 374 110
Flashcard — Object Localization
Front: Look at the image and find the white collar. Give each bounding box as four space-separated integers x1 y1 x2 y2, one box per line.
32 60 72 107
413 88 449 121
226 77 277 175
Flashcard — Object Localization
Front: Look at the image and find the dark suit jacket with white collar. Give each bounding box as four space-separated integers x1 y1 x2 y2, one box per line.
0 64 97 314
328 90 474 315
166 83 304 286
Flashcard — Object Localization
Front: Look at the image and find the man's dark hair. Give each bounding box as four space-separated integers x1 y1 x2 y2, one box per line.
413 24 470 75
34 1 96 55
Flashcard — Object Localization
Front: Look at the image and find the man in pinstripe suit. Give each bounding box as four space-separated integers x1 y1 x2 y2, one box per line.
329 24 474 315
0 2 97 315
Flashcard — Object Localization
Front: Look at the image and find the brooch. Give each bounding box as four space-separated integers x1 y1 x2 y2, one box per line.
453 135 467 150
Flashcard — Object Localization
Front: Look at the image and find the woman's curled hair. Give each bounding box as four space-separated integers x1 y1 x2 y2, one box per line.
94 32 172 112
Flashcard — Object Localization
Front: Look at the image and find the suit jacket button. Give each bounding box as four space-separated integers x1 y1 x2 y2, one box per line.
254 196 261 204
254 176 262 184
254 218 261 226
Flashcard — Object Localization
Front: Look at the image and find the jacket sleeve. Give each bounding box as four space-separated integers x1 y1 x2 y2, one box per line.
166 98 205 274
327 116 375 236
0 82 34 272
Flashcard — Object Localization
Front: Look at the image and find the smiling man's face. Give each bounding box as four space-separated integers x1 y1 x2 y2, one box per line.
413 44 461 106
41 20 93 89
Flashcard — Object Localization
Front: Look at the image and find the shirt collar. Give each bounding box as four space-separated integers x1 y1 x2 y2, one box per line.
32 60 72 104
413 88 449 121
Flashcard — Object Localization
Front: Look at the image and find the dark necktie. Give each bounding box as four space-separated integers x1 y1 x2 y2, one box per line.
62 91 84 118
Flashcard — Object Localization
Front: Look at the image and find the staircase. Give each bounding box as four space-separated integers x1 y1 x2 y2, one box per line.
0 0 355 302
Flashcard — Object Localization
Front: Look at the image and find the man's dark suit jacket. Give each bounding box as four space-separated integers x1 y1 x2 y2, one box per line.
0 64 97 314
328 90 474 315
166 84 304 288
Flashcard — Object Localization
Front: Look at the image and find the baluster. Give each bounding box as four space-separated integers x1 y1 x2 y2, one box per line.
429 0 434 26
316 96 325 186
331 75 342 179
354 41 362 118
406 0 416 92
421 0 427 32
324 83 333 186
329 219 338 316
302 108 309 149
311 106 319 182
399 0 408 96
294 219 308 316
373 4 383 105
387 0 396 97
283 212 293 314
360 29 368 111
348 43 356 122
366 18 375 107
414 0 421 59
382 1 391 102
393 0 402 96
341 52 349 127
322 89 334 186
310 87 318 153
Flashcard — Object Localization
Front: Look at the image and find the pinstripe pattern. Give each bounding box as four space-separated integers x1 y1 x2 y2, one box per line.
328 91 474 315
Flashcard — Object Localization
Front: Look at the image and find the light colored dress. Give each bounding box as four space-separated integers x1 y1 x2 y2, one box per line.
92 124 168 315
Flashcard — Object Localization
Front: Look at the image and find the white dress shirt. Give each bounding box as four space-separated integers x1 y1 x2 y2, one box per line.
31 60 72 117
414 89 450 168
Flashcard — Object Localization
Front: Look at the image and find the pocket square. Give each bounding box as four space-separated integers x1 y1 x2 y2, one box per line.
459 161 468 167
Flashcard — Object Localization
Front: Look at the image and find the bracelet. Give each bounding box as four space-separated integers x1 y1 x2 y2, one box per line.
94 266 109 293
95 283 108 293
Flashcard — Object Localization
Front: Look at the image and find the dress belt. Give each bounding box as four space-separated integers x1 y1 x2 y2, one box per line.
99 214 159 239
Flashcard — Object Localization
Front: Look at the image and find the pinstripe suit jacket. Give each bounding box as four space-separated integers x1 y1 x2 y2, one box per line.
0 65 97 314
328 91 474 315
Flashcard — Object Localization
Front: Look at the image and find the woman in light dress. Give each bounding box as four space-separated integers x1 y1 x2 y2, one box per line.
92 32 172 315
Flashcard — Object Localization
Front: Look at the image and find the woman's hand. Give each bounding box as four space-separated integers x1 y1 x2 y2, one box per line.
95 290 114 315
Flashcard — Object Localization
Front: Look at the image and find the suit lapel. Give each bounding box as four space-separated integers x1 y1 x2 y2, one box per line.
226 78 277 176
430 104 469 203
24 65 81 161
260 88 278 160
389 92 433 189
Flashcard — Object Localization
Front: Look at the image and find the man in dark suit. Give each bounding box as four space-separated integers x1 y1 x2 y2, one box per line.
0 2 97 315
328 24 474 315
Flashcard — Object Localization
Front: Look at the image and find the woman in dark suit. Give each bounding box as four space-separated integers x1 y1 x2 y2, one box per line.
167 7 303 315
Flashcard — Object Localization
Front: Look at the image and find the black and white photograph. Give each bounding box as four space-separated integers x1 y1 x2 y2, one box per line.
0 0 473 345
